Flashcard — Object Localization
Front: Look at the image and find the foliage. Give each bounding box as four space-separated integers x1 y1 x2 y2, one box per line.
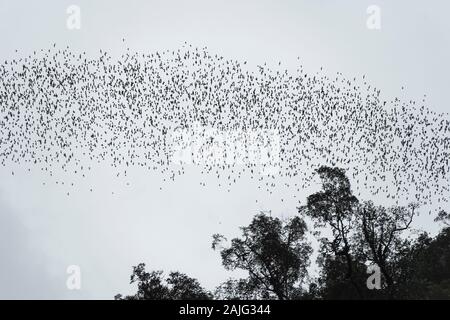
115 263 212 300
118 167 450 300
212 213 312 300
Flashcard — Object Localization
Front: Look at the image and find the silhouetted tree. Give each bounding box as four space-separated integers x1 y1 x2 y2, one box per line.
434 210 450 227
300 166 418 299
315 254 376 299
214 278 269 300
355 201 417 297
212 213 312 300
299 166 363 297
115 263 212 300
396 227 450 299
116 167 450 300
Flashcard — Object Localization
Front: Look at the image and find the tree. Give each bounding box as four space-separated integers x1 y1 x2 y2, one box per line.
397 227 450 299
315 254 376 299
212 212 312 300
300 166 418 299
299 166 363 297
115 167 450 300
115 263 212 300
214 278 269 300
355 201 417 297
434 210 450 227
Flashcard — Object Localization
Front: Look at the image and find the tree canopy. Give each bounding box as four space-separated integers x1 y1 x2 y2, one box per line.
115 263 212 300
118 167 450 300
212 213 312 300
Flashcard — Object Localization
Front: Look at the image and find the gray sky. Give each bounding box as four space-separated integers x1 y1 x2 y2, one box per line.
0 0 449 299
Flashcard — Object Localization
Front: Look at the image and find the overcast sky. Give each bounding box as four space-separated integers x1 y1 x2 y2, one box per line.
0 0 449 299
